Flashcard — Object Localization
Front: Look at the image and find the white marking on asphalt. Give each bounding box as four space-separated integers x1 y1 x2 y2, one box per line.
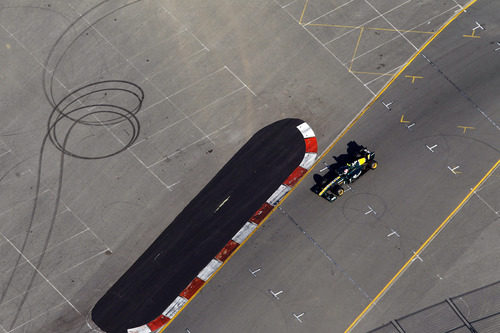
365 205 376 215
437 274 443 280
382 101 393 111
293 312 305 323
249 268 261 277
426 144 438 152
269 289 284 300
214 196 230 213
472 21 484 31
411 251 423 262
448 165 461 174
471 188 500 216
387 229 400 238
495 42 500 52
0 231 81 314
406 122 415 129
224 66 256 96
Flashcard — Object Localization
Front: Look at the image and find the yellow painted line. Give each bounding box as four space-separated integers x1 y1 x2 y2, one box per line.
404 75 424 83
400 115 410 123
345 159 500 333
457 125 475 134
350 27 364 71
351 70 396 77
367 27 434 34
158 1 478 332
299 0 310 25
463 29 480 38
307 23 359 29
343 3 480 331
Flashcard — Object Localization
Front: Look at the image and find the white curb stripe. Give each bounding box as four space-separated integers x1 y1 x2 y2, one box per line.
296 122 315 138
162 296 188 318
232 222 258 244
127 325 152 333
299 152 317 169
197 259 222 281
266 184 291 206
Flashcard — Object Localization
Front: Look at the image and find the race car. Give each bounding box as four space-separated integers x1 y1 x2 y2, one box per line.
311 148 377 202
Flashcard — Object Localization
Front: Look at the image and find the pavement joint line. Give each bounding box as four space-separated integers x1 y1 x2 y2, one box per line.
420 52 500 132
0 231 81 315
280 1 376 96
278 206 372 301
471 188 500 216
342 2 482 331
5 301 68 333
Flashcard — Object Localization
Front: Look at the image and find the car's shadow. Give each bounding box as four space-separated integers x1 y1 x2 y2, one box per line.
312 141 366 185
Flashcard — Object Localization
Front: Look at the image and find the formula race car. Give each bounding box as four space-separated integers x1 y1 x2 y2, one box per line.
311 148 377 202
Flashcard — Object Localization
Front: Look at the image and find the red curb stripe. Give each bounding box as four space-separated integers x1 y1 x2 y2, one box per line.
180 277 205 299
215 240 239 262
249 202 274 224
131 122 317 333
304 137 318 153
147 315 169 331
283 166 308 187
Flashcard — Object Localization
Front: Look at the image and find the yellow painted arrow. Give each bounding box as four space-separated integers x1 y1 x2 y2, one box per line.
400 115 410 123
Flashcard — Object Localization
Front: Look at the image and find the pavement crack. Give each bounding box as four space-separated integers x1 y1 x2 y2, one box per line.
278 206 372 301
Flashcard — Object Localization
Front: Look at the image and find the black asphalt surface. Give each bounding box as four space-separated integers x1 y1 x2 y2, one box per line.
91 118 307 333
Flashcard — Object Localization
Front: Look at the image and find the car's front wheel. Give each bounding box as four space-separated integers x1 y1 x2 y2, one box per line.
333 186 344 196
369 160 378 169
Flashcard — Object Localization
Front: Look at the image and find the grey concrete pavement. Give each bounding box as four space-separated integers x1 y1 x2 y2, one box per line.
0 0 484 332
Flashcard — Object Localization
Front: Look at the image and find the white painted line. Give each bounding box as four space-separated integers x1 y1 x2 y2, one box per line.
224 66 256 96
0 231 81 314
269 289 283 300
299 152 317 169
293 312 305 323
281 0 298 9
6 301 68 333
166 67 226 98
426 144 437 152
387 229 400 238
197 259 222 281
279 5 375 96
382 101 393 110
249 267 261 277
365 205 376 215
232 222 258 244
406 122 415 129
0 149 11 158
448 165 460 174
411 250 423 262
162 296 188 318
266 184 291 206
471 188 500 216
304 0 356 26
323 0 412 46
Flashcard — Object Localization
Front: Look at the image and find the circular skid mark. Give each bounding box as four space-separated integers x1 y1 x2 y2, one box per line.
48 80 144 159
341 192 387 224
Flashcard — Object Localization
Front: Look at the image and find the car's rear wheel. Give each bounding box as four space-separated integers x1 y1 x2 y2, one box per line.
333 186 344 196
369 160 378 169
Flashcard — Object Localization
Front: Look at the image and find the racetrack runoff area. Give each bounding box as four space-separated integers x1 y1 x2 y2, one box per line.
1 0 498 332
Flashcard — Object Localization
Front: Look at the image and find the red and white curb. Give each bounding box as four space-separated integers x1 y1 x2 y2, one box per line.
128 122 317 333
